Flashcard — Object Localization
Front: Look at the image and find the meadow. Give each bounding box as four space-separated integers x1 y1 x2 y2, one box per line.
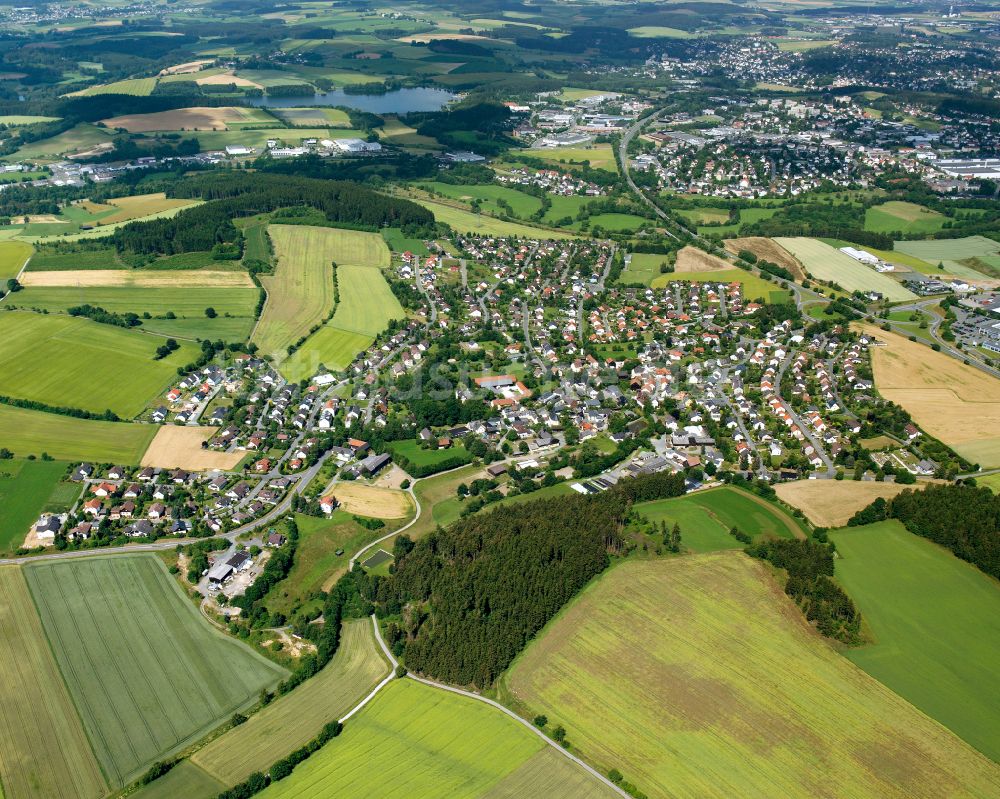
893 235 1000 280
389 437 472 472
775 237 916 301
529 144 619 173
0 403 157 462
501 554 1000 799
129 761 225 799
774 478 929 527
25 555 288 788
258 679 610 799
0 458 68 551
414 199 579 239
859 322 1000 467
864 201 945 235
634 486 804 552
418 182 543 219
276 233 397 379
409 463 486 539
193 619 390 785
0 566 106 799
830 521 1000 762
0 312 197 417
0 240 32 279
253 225 342 360
3 122 112 162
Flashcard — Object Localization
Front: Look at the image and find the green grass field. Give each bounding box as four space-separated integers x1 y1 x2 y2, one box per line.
529 144 618 174
830 521 1000 762
0 240 32 279
774 237 916 301
0 458 68 551
266 512 384 616
193 618 390 785
4 122 112 162
634 486 804 552
408 464 484 539
18 286 260 339
418 182 543 219
0 311 197 417
894 236 1000 280
71 77 158 96
389 438 472 472
275 233 397 379
0 566 107 799
414 199 579 239
129 760 225 799
25 555 288 788
577 213 649 233
27 247 121 270
865 201 945 235
258 679 611 799
253 225 343 360
502 554 1000 798
0 403 156 462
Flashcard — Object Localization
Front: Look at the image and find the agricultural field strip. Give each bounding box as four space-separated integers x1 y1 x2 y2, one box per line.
0 566 106 799
25 556 287 787
20 269 254 288
775 237 916 301
0 404 156 462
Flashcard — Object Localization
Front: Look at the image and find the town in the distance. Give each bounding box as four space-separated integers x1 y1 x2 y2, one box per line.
0 1 998 798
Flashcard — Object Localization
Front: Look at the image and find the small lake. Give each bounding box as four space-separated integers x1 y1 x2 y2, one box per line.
247 87 457 114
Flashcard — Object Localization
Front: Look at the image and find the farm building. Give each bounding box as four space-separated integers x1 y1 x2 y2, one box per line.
331 138 382 154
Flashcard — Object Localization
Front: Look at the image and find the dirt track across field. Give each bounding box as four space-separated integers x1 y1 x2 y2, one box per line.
140 426 244 470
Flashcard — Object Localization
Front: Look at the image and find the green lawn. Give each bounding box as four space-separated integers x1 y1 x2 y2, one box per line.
258 679 549 799
25 555 288 788
417 182 543 219
0 459 68 552
0 311 197 417
388 438 472 472
382 227 429 255
0 404 156 462
414 199 579 240
634 486 804 552
830 520 1000 762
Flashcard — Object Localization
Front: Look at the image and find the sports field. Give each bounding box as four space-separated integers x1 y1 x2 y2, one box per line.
258 679 613 799
634 486 804 551
830 521 1000 761
25 555 288 788
414 199 579 239
858 322 1000 466
193 619 390 784
775 478 932 527
775 237 916 301
0 458 66 551
0 312 197 417
0 566 106 799
253 225 342 360
502 554 1000 799
865 201 944 235
0 240 32 279
0 403 157 462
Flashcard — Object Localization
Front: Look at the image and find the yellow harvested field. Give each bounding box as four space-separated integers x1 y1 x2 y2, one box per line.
332 483 414 519
97 192 199 225
858 323 1000 467
102 106 256 132
724 237 806 280
21 269 254 288
196 72 263 89
140 426 244 471
675 246 732 273
775 479 933 527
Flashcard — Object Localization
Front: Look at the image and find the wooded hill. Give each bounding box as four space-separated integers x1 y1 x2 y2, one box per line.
374 471 687 687
109 173 435 256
